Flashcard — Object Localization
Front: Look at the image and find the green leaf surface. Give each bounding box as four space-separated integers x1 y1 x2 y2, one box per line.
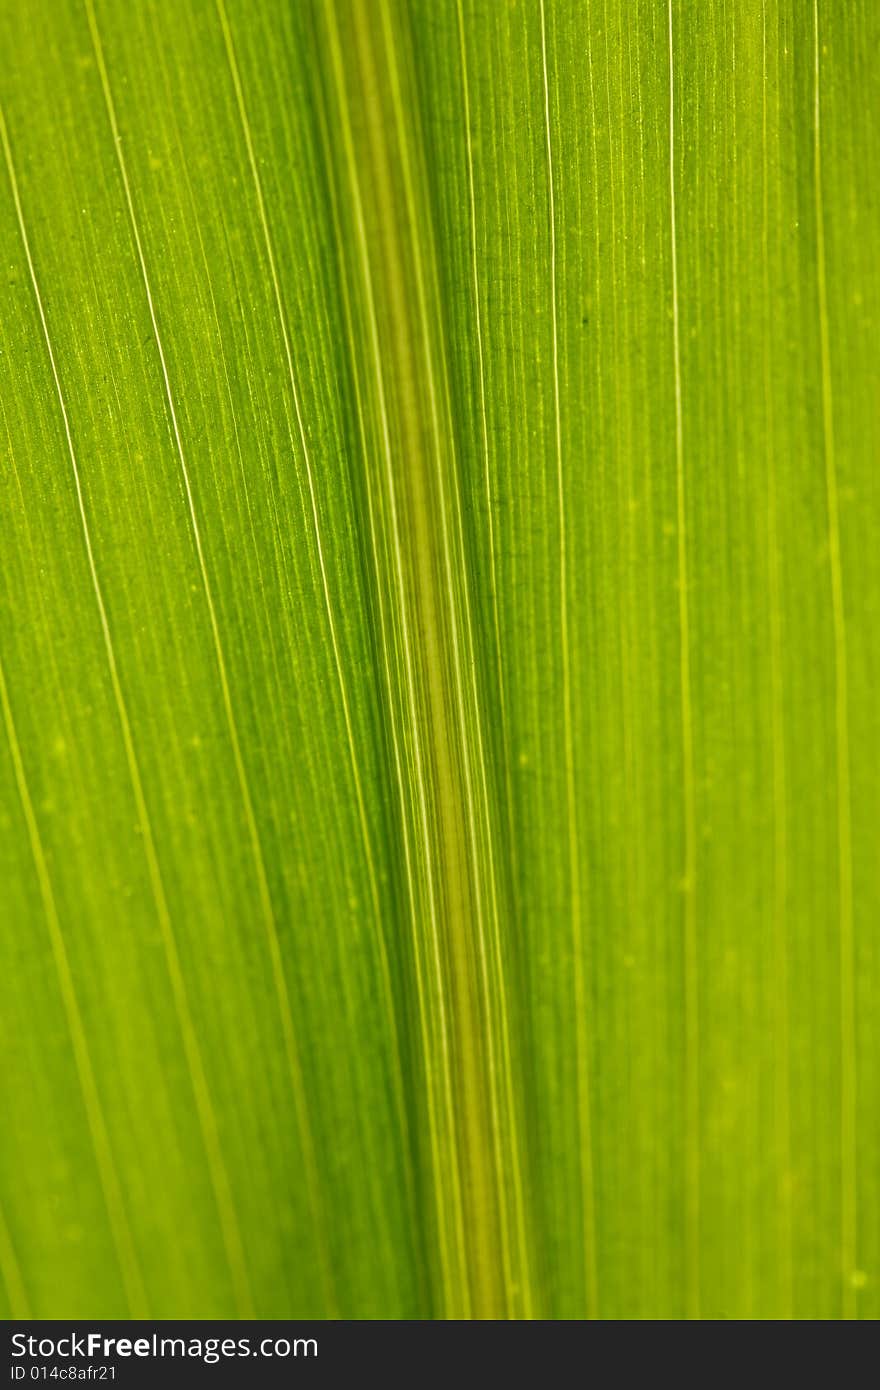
1 0 878 1319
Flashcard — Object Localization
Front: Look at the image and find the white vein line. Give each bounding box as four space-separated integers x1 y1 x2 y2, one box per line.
813 0 857 1319
539 0 597 1318
761 5 793 1319
455 7 531 1279
667 0 699 1321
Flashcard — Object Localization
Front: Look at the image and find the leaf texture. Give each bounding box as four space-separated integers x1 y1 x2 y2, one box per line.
1 0 878 1319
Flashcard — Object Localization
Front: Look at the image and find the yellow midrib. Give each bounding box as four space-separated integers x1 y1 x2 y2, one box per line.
322 0 529 1319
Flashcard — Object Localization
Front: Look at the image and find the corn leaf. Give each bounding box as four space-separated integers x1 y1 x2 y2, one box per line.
1 0 878 1319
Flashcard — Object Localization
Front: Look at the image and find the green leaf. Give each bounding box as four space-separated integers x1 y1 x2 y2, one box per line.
1 0 878 1320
